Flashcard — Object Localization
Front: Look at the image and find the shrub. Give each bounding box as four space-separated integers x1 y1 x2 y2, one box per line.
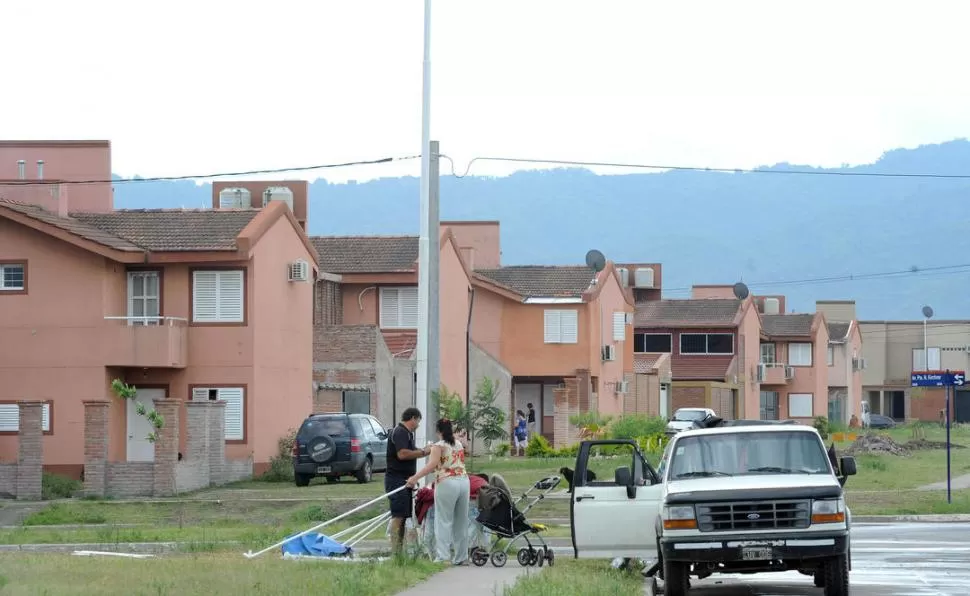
609 415 667 440
634 432 670 456
549 444 580 459
258 428 297 482
813 416 830 439
41 473 81 500
525 434 553 458
493 443 511 457
569 412 612 439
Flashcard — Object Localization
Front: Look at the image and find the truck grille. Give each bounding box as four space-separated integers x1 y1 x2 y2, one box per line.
695 500 811 532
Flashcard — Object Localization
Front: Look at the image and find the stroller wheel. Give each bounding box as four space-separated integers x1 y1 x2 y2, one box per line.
516 548 533 567
537 549 545 568
546 548 555 566
491 550 508 567
470 547 489 567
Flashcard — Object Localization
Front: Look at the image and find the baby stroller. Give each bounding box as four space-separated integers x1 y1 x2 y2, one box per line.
470 473 561 568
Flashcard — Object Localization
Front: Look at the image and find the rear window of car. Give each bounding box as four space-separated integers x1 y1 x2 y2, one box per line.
299 415 351 439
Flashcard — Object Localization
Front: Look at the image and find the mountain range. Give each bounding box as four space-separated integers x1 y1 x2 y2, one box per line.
112 139 970 320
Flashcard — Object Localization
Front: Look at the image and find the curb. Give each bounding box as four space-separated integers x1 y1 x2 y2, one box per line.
854 514 970 523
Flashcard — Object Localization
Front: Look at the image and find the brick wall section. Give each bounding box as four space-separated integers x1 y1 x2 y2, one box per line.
314 325 377 363
625 373 660 416
671 385 706 411
314 389 343 412
314 280 343 326
106 463 154 497
177 401 211 493
576 369 591 413
152 399 179 497
82 401 111 498
552 377 580 449
0 465 16 496
208 401 227 485
16 401 43 500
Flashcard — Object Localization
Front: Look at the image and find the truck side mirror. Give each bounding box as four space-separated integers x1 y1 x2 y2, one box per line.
614 466 636 499
840 456 857 477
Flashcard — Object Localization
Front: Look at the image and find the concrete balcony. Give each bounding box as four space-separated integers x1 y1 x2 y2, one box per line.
759 362 795 385
103 316 188 368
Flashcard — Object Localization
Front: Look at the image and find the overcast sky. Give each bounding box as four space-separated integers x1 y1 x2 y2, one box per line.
4 0 970 183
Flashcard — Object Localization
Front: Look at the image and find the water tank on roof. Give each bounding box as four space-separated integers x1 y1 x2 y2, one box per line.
219 187 251 209
763 297 780 315
617 267 630 287
263 186 294 211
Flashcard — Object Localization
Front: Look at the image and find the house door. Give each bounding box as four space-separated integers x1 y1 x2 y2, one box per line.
127 388 165 462
660 384 669 418
891 391 906 420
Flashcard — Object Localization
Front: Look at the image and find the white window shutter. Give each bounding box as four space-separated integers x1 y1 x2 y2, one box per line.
41 404 50 432
560 310 579 344
380 289 400 328
612 311 626 341
400 287 419 327
219 388 245 441
928 347 941 370
0 405 18 431
217 271 244 322
193 271 219 322
191 388 210 402
544 310 562 343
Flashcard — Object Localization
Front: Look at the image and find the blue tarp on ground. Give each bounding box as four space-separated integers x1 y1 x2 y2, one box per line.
280 532 352 557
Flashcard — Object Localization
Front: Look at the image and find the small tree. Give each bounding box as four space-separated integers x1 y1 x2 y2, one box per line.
433 378 508 468
111 379 164 443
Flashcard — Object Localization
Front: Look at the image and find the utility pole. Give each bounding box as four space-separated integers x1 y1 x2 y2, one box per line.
428 141 441 440
414 0 434 472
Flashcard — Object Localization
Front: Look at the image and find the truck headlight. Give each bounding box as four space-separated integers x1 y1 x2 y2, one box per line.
811 498 846 524
662 505 697 530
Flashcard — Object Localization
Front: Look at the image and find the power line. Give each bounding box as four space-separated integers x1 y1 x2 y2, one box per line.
440 154 970 180
659 263 970 294
2 155 421 187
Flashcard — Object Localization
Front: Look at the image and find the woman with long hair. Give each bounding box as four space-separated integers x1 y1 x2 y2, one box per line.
406 418 471 565
513 409 528 456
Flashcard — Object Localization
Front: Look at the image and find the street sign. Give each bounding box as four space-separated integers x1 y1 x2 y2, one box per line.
911 370 966 387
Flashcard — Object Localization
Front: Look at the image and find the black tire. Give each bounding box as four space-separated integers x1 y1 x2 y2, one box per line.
356 458 373 483
470 548 489 567
823 554 849 596
326 476 339 484
517 548 532 567
491 551 508 567
546 548 555 567
663 559 690 596
307 435 337 464
294 473 312 487
814 571 825 587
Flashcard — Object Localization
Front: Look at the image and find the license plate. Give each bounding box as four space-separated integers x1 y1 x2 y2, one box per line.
317 466 331 473
741 547 773 561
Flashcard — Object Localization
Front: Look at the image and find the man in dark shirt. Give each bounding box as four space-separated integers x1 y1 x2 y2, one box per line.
385 407 430 553
527 403 537 436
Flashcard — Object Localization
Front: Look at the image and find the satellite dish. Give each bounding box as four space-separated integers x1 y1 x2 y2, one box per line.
922 305 934 319
585 249 607 273
733 282 750 300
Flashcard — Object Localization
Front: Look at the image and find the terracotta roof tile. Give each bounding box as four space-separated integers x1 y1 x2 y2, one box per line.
0 199 144 252
71 209 258 251
827 322 851 341
382 330 417 358
635 299 742 327
311 236 419 274
474 266 596 297
634 354 663 373
762 314 815 337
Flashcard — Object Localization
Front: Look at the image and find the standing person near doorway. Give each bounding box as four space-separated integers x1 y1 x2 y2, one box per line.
386 407 431 554
527 403 537 437
513 410 528 456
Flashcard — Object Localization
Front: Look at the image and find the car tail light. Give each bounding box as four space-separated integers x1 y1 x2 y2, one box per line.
351 438 361 453
292 442 299 457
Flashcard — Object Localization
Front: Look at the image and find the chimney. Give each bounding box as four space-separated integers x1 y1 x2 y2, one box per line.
37 160 44 180
17 160 25 180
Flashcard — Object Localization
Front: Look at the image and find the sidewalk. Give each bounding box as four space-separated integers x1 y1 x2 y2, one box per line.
395 565 535 596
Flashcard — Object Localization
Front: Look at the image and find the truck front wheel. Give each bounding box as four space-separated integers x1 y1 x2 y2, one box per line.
662 559 690 596
823 553 849 596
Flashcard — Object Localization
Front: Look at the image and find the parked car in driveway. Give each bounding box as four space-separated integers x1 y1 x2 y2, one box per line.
666 408 717 434
291 412 388 486
867 414 897 429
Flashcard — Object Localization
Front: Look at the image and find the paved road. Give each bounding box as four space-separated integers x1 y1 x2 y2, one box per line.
649 523 970 595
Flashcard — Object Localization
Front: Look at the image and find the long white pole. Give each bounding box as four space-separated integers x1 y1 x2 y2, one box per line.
923 318 928 370
415 0 432 460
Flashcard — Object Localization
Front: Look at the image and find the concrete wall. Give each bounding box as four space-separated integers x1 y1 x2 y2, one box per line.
468 341 512 454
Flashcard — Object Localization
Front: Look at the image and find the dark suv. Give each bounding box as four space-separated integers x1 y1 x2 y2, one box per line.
292 412 389 486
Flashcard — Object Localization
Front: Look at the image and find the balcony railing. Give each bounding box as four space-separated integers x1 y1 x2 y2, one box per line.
758 362 795 384
103 316 188 368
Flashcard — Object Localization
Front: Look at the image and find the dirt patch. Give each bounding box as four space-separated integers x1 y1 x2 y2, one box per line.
842 433 966 457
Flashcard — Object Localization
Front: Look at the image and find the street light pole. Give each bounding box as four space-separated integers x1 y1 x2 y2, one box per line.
414 0 433 469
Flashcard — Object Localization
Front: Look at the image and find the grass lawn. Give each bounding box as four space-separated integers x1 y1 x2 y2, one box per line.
502 560 644 596
0 553 440 595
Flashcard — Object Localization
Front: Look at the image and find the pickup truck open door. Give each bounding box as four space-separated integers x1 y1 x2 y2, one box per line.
570 439 664 559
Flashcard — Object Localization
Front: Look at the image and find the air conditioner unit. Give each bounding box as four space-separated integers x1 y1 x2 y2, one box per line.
757 363 766 382
616 380 629 394
287 259 310 282
625 312 635 325
601 345 616 361
784 366 795 380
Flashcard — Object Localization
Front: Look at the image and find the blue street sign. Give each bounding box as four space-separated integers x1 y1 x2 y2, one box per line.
911 370 966 387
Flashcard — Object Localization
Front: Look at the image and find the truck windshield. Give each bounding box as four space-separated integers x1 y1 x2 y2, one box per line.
672 409 708 421
668 431 831 480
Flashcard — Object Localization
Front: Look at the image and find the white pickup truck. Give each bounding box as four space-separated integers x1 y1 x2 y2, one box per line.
569 422 857 596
